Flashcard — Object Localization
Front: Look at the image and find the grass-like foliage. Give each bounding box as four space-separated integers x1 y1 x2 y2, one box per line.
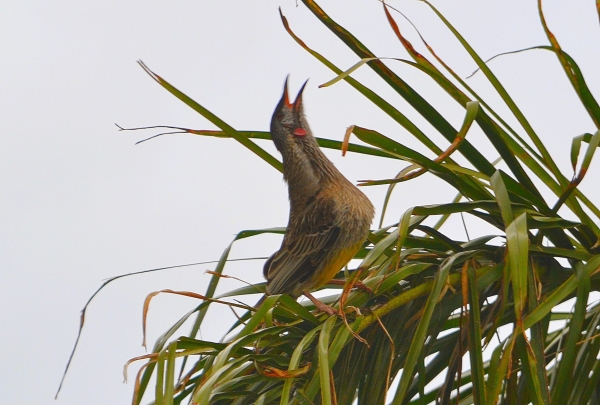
128 2 600 404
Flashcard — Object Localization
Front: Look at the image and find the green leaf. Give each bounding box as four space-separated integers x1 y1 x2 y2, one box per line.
467 263 486 405
300 0 497 176
318 317 337 405
280 327 320 405
164 340 177 405
578 130 600 178
391 251 475 404
279 7 443 156
490 170 514 227
524 254 600 329
550 262 590 403
506 213 529 322
486 334 517 405
570 133 594 172
423 1 562 183
138 61 282 172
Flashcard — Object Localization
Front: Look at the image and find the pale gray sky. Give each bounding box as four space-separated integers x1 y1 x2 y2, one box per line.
1 1 599 404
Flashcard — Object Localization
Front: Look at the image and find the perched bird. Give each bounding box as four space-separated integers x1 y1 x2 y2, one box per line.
263 78 374 315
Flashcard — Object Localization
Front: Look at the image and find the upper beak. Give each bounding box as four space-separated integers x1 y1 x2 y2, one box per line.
292 79 309 112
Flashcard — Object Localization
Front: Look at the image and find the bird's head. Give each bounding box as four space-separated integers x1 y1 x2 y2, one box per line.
270 77 313 155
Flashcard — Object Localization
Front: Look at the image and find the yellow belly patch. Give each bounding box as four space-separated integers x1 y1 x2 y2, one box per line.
311 241 364 289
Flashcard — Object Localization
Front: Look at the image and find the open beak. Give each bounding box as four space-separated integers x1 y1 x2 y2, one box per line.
277 77 309 137
280 77 309 109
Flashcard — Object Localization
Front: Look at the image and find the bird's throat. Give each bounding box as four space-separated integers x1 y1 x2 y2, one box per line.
282 138 341 206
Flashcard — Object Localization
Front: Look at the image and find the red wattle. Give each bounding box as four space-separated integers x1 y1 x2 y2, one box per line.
293 128 307 136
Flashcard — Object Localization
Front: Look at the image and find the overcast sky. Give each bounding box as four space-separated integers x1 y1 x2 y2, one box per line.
2 1 599 404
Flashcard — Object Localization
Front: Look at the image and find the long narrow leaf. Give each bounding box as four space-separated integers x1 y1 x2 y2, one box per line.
467 262 487 405
300 0 498 175
138 61 282 172
506 213 529 322
423 1 562 182
391 251 476 404
550 262 590 403
318 317 337 405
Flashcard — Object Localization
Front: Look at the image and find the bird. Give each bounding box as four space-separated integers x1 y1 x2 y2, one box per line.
263 78 374 315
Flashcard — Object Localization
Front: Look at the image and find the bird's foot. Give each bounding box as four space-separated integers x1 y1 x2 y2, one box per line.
303 291 339 316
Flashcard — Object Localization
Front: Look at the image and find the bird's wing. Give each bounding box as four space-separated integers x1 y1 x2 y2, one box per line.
264 196 340 296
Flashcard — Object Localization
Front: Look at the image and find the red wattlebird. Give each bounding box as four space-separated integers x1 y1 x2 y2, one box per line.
263 78 374 315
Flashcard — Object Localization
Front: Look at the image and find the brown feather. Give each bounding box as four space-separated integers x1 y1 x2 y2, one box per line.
265 79 374 299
